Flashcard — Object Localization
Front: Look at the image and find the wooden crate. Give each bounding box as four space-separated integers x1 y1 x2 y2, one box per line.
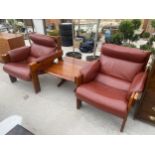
0 32 25 62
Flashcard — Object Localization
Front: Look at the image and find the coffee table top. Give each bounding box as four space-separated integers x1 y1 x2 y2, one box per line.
45 57 90 82
0 32 23 40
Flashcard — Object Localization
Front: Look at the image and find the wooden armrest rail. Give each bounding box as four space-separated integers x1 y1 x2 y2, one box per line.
2 53 10 63
128 92 141 110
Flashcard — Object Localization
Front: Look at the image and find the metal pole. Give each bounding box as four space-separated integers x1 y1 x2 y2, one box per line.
43 19 47 35
93 19 101 57
72 20 75 52
23 19 31 45
77 19 80 36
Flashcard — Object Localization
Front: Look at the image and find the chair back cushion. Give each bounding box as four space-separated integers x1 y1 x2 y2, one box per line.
101 44 150 63
29 33 56 58
95 73 131 91
100 44 150 82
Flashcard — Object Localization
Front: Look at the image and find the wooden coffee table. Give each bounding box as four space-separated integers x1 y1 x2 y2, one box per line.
45 57 90 87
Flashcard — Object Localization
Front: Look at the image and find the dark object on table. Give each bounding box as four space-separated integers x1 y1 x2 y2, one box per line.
66 51 81 59
2 33 63 93
76 43 150 132
6 124 33 135
135 59 155 126
59 23 73 47
86 55 99 61
79 39 94 53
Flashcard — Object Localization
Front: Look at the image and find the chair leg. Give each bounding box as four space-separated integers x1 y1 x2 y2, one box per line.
31 72 41 93
76 98 82 109
120 115 128 132
9 75 17 83
57 79 66 87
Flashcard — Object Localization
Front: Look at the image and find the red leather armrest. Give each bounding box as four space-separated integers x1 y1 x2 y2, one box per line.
8 46 31 62
127 71 147 99
80 60 100 83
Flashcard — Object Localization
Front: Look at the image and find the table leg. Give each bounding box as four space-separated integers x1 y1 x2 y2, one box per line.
57 79 66 87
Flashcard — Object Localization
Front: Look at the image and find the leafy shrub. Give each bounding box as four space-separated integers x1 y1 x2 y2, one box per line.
151 20 155 29
150 36 155 42
151 47 155 54
123 43 136 48
130 34 140 42
140 44 150 50
147 36 155 46
119 20 134 40
141 32 150 39
131 19 141 30
80 29 86 33
111 33 123 45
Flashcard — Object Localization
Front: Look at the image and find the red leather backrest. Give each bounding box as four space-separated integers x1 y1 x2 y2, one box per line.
101 44 150 63
100 44 150 82
29 33 56 58
100 55 144 82
30 44 56 58
29 33 56 47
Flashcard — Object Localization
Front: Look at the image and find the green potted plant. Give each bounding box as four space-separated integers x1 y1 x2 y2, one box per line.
48 29 60 36
111 32 123 45
6 19 25 34
140 44 150 50
141 32 150 39
131 19 141 30
123 43 136 48
151 20 155 32
130 34 140 42
151 47 155 55
119 20 134 43
147 36 155 46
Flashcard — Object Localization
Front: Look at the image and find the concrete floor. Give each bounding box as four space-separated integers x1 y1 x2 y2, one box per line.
0 40 155 135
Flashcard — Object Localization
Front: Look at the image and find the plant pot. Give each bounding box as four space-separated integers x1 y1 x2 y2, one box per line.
59 23 72 31
86 55 99 61
66 51 82 59
61 36 73 47
60 29 72 36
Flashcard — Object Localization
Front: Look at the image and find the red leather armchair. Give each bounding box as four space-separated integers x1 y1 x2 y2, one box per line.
2 33 63 93
76 44 150 132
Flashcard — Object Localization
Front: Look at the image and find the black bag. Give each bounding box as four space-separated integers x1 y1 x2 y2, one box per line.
79 40 94 53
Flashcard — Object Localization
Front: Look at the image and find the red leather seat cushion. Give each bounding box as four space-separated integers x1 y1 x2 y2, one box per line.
30 44 56 58
76 81 128 118
26 56 38 63
3 62 31 81
95 73 130 91
100 55 144 82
